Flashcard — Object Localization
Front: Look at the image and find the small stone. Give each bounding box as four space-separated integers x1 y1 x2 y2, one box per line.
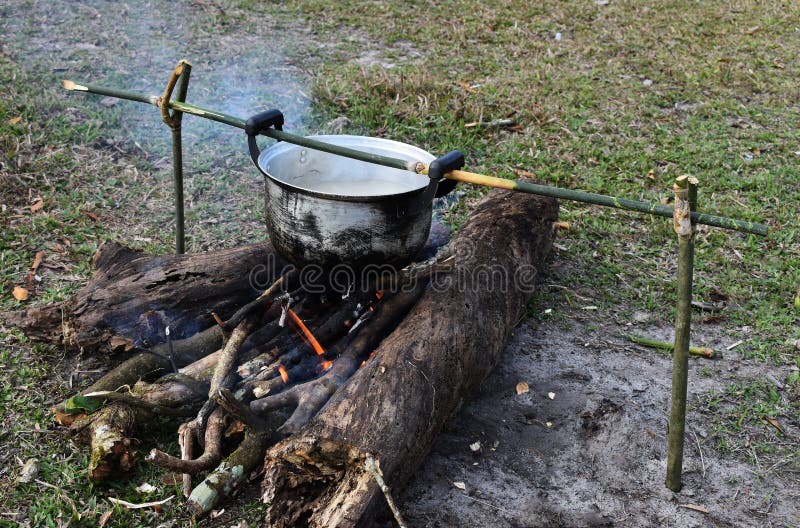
17 459 39 484
469 441 481 453
643 79 653 87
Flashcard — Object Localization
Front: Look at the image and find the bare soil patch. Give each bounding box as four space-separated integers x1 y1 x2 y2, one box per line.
399 308 799 527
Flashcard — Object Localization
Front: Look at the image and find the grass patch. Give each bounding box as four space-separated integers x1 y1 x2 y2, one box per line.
698 377 799 471
296 0 799 365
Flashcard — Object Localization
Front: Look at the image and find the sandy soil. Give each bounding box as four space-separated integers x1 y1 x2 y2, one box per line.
398 306 800 528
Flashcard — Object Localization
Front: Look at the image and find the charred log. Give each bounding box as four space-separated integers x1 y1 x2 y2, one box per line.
260 188 559 528
2 241 284 351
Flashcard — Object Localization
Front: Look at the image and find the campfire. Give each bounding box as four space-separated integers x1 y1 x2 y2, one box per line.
8 189 559 526
6 60 764 526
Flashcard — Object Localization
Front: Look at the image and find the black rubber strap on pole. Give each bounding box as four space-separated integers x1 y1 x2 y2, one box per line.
428 150 465 198
245 109 284 168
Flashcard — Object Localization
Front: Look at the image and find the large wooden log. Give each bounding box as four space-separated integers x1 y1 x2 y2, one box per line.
3 241 283 352
260 188 559 528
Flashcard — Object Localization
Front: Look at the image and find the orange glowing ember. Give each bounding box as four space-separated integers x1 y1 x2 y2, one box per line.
375 290 384 300
278 364 289 384
286 308 325 355
320 360 333 371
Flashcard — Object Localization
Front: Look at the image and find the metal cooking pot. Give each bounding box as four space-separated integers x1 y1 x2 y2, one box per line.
246 111 460 272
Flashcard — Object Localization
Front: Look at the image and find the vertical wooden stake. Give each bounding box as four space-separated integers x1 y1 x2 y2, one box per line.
666 174 698 492
161 60 192 254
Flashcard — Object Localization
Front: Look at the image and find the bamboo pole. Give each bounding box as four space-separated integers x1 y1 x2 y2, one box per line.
622 334 714 359
666 174 698 492
159 60 192 254
60 80 768 236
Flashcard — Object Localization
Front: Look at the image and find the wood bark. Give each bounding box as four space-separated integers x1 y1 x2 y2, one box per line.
2 241 283 352
260 187 559 528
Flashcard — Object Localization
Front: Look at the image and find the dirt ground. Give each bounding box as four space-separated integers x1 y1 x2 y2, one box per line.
398 300 800 527
2 2 798 527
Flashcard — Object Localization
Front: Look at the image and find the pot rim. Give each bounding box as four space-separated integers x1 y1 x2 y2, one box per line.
258 135 435 202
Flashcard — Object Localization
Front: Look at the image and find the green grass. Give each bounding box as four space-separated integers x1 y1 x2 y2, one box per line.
291 0 799 365
699 377 799 471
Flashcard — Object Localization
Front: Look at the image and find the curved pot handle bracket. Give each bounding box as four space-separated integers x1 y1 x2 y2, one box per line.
245 109 285 175
427 150 464 198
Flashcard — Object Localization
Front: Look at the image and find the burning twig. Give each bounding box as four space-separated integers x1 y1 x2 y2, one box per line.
251 282 427 434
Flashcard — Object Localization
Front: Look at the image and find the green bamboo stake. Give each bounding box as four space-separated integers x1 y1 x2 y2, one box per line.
159 60 192 254
621 333 714 359
666 174 698 492
60 80 768 236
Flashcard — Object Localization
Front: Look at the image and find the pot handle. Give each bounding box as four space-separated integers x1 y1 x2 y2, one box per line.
245 109 285 175
427 150 464 198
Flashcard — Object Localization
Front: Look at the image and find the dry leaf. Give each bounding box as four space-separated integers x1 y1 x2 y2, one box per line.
98 510 113 528
224 419 247 438
29 199 43 213
84 211 100 222
109 336 134 352
453 481 467 491
12 286 29 301
53 409 83 427
511 168 536 178
8 116 22 125
515 382 530 395
679 503 709 514
456 81 476 93
552 221 570 231
745 25 760 35
765 417 785 435
31 251 44 272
